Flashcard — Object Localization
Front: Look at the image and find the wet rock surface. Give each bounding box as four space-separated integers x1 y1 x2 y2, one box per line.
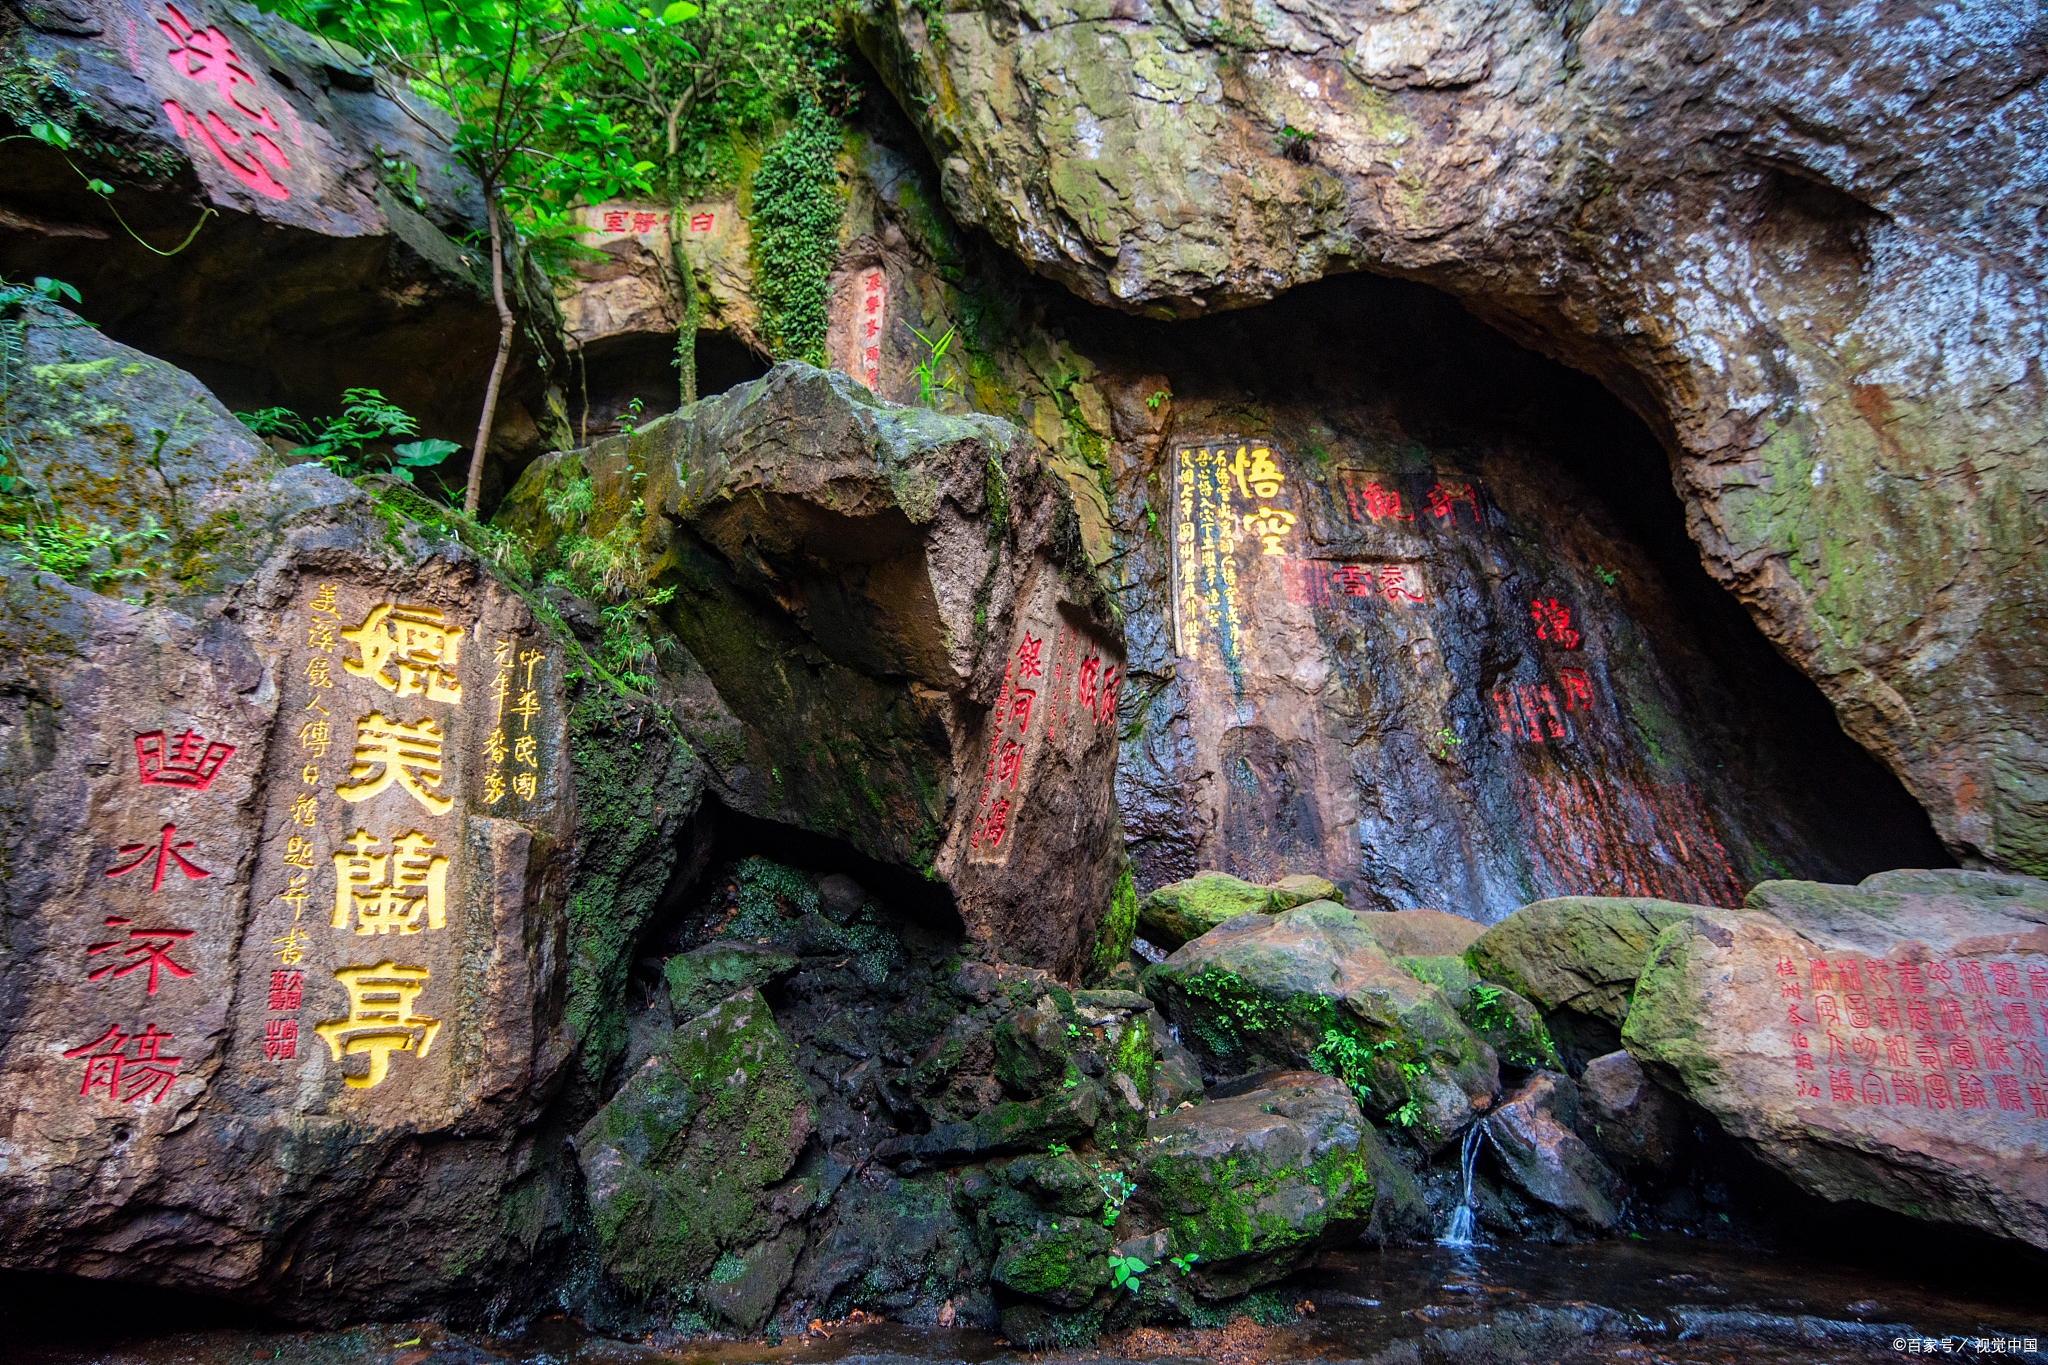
1623 870 2048 1248
855 0 2048 877
1483 1072 1623 1230
499 363 1127 977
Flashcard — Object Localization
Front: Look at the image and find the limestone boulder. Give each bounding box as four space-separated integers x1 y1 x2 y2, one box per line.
1484 1072 1623 1230
1622 871 2048 1248
1143 901 1498 1138
854 0 2048 877
1578 1050 1683 1171
574 989 815 1308
1135 871 1269 950
1467 897 1700 1028
1400 956 1558 1072
1360 909 1487 959
1 0 564 494
497 363 1126 976
1131 1071 1378 1298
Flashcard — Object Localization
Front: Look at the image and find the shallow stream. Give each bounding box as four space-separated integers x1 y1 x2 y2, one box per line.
15 1233 2043 1365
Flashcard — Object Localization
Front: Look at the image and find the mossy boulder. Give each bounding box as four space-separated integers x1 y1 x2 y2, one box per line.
1269 874 1343 911
574 989 815 1303
1356 909 1486 958
1137 872 1271 949
1400 956 1558 1071
1132 1071 1378 1297
1465 897 1702 1028
1142 902 1497 1141
665 941 802 1020
990 1216 1114 1306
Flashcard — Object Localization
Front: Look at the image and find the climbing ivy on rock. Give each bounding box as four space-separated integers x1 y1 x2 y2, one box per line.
749 100 844 364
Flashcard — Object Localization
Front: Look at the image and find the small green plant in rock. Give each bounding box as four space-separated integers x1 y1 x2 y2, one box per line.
1146 389 1170 410
236 390 459 486
1275 124 1315 162
1427 726 1461 762
2 514 168 587
911 323 958 408
1108 1254 1147 1290
1093 1166 1136 1228
1167 1251 1200 1275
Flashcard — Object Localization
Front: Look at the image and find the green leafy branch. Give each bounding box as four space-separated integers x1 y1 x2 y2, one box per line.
5 123 214 256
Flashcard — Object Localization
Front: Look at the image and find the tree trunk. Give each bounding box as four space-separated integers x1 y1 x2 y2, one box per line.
464 195 516 516
675 215 699 407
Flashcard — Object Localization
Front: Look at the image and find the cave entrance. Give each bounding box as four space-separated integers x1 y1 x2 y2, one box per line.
568 329 771 444
1053 271 1948 913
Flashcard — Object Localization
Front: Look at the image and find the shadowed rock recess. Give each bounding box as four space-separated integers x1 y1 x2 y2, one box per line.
1 0 2044 1354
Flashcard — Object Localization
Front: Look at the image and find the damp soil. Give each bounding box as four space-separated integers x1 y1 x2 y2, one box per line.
14 1234 2042 1365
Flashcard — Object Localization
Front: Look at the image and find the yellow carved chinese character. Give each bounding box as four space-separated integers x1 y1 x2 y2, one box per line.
1242 506 1297 556
513 734 537 768
341 603 463 704
492 638 513 668
512 771 536 800
314 961 441 1088
281 869 310 915
489 670 511 723
309 583 338 615
331 828 448 935
484 727 508 767
1229 446 1282 498
299 720 330 756
272 924 310 965
336 712 453 815
290 792 318 826
302 764 319 786
283 835 317 868
307 618 338 653
306 655 335 688
520 650 543 686
511 689 540 732
482 770 506 805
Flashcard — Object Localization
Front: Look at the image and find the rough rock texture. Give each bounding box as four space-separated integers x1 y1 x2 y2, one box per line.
1578 1049 1682 1171
0 314 605 1320
1623 870 2048 1248
1467 897 1699 1028
855 0 2048 876
499 363 1127 976
1397 954 1556 1073
1359 908 1486 959
1485 1072 1623 1230
1131 1070 1378 1297
1143 900 1497 1137
574 989 815 1311
1 0 565 491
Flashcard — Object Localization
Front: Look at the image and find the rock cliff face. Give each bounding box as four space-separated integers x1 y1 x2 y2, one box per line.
1 0 565 492
853 0 2048 877
499 364 1131 976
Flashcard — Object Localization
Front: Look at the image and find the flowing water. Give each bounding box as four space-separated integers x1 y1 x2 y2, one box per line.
13 1232 2044 1365
1437 1123 1486 1249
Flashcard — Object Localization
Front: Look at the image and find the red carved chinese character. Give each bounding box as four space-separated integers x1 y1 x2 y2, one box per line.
1884 1034 1910 1067
267 970 303 1011
162 99 289 199
1378 565 1424 604
1950 1038 1979 1070
64 1024 180 1104
863 345 880 366
1529 598 1580 649
1815 994 1840 1026
1958 1073 1989 1110
1991 962 2020 997
1559 667 1594 712
158 4 262 115
1923 1073 1953 1110
1779 983 1801 1001
1360 482 1411 521
1426 480 1478 525
1890 1071 1920 1106
1834 958 1864 990
602 210 627 232
1097 664 1120 726
690 212 714 232
1793 1050 1813 1070
1850 1034 1879 1066
864 317 880 339
2021 1041 2048 1077
864 294 881 315
1907 998 1934 1031
1776 957 1799 979
264 1018 297 1059
1828 1068 1855 1103
1993 1073 2025 1112
1959 962 1989 995
1912 1035 1941 1068
1859 1072 1888 1105
1874 998 1903 1031
86 918 195 995
1900 961 1927 994
1928 960 1955 988
1016 633 1044 679
2030 964 2048 998
1077 656 1100 714
105 823 211 893
1809 960 1832 991
1795 1074 1821 1098
1865 960 1892 989
2008 1001 2036 1036
631 211 657 232
1845 993 1871 1029
1982 1033 2012 1070
1009 688 1036 732
996 740 1023 789
2030 1083 2048 1117
135 729 235 791
1939 998 1966 1033
983 795 1012 847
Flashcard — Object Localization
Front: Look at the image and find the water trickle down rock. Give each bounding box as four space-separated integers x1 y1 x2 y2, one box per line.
1622 870 2048 1249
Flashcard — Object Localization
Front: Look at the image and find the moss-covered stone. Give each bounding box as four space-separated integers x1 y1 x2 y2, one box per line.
1135 871 1271 949
1465 897 1699 1028
1399 956 1558 1071
990 1216 1113 1306
665 941 801 1020
574 989 814 1302
1087 860 1140 984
